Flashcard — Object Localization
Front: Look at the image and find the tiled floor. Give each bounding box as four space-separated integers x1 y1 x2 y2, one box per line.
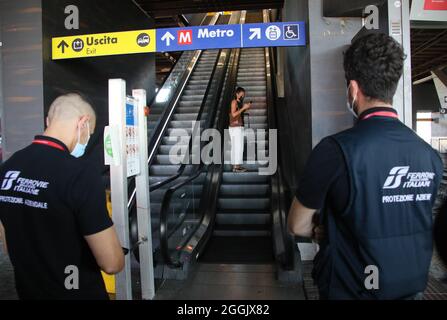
0 241 18 300
155 264 305 300
2 241 445 300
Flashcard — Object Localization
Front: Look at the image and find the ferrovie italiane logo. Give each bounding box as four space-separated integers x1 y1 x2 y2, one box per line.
383 166 435 189
383 167 409 189
1 171 21 191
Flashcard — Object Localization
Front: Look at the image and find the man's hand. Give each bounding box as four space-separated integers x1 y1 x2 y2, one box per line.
312 225 325 244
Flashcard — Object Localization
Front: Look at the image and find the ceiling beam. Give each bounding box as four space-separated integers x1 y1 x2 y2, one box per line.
137 0 283 17
323 0 384 17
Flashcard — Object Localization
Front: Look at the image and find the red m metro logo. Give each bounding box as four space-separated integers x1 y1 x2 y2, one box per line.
178 30 192 45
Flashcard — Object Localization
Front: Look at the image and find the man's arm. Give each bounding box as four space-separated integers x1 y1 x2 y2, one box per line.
85 226 124 275
288 137 348 239
0 222 7 255
72 164 124 275
287 197 317 238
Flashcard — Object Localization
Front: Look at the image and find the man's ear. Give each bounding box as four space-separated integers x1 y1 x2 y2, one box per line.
46 117 50 128
350 80 360 98
79 115 90 128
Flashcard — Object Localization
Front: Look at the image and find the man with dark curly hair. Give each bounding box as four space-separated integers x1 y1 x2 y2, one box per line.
288 33 444 300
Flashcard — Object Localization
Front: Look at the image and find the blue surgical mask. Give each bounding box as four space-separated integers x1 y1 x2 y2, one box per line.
71 122 90 158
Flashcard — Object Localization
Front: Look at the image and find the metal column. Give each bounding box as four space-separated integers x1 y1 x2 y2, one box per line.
108 79 132 300
132 89 155 300
388 0 413 127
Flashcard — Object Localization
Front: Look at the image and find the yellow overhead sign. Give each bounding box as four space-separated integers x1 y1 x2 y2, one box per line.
52 29 156 60
207 11 232 16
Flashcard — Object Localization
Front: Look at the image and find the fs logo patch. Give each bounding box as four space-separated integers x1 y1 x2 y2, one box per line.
383 166 410 189
1 171 21 191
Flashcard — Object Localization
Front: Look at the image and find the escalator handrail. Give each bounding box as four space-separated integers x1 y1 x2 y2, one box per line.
148 48 222 193
127 14 221 209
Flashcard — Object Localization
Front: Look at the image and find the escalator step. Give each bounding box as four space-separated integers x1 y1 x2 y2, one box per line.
213 224 271 237
216 211 271 225
199 236 274 264
217 198 270 210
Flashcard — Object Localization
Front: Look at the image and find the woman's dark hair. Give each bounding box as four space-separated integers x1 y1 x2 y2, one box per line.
343 33 406 104
234 87 245 99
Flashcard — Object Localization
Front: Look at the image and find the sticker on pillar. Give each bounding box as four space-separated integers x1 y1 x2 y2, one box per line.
52 29 156 60
104 126 121 166
126 97 140 178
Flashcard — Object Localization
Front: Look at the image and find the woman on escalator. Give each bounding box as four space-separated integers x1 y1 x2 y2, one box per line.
229 87 251 173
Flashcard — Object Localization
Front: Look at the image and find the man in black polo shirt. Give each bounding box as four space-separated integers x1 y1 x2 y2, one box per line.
0 93 124 300
288 34 444 300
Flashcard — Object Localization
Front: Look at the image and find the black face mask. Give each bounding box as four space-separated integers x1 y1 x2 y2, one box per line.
239 96 245 104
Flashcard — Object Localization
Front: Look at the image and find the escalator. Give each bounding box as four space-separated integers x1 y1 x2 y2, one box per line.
200 48 273 264
156 10 301 293
128 12 242 264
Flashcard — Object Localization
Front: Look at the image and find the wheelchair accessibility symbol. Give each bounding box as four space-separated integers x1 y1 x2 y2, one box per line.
283 25 299 40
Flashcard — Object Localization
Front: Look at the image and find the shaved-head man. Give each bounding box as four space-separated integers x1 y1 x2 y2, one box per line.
45 93 96 157
0 93 124 300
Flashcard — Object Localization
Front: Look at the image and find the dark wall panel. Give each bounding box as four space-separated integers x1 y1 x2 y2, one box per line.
42 0 156 169
0 0 45 160
281 0 312 190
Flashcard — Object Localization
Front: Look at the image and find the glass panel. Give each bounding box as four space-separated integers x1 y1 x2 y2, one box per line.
164 169 205 263
147 51 196 142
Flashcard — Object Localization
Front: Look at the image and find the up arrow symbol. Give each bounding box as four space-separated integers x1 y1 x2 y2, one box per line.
161 32 175 46
57 40 69 53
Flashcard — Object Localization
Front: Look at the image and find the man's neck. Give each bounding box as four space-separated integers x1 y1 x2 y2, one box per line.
43 127 73 152
357 101 393 115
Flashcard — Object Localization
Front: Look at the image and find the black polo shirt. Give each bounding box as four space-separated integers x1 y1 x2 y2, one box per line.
0 135 113 300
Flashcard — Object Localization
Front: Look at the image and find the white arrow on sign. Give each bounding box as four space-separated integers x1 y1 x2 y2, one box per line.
249 28 261 40
161 31 175 46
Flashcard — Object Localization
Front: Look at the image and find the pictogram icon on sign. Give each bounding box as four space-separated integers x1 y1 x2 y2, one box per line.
284 25 299 40
265 26 281 41
178 30 192 45
72 38 84 52
249 28 261 40
137 33 150 47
